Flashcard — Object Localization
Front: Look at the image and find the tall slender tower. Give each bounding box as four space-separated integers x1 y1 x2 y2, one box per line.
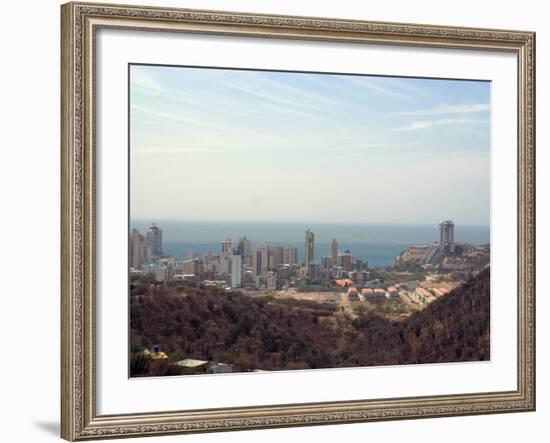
231 254 243 288
330 238 338 267
237 236 252 265
220 239 233 274
305 229 315 270
342 248 352 272
145 223 162 259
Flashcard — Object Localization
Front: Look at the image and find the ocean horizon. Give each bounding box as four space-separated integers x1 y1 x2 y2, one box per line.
130 220 490 268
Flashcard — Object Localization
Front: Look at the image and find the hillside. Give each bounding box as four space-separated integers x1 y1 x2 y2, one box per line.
394 243 490 274
130 269 490 376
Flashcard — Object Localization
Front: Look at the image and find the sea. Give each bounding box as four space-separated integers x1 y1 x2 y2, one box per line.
131 220 490 268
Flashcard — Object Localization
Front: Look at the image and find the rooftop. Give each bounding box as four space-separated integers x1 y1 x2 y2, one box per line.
172 359 209 368
416 287 432 297
335 279 354 287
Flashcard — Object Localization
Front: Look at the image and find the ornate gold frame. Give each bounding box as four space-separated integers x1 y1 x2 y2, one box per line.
61 2 536 440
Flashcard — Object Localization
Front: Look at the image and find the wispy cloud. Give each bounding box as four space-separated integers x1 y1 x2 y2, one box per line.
396 103 490 116
340 76 413 100
387 77 429 96
218 75 343 120
130 66 490 224
394 117 488 132
130 103 229 132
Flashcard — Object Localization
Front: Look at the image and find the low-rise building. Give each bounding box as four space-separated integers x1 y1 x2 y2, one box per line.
208 362 233 374
386 286 400 300
361 288 373 298
354 270 369 285
182 259 198 275
347 287 359 301
172 358 208 369
172 273 195 282
335 278 354 287
362 287 386 303
430 287 445 298
144 345 169 362
203 280 228 289
415 287 434 304
374 288 388 301
155 256 176 281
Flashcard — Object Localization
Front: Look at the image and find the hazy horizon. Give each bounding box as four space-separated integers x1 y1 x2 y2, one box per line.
129 219 490 245
130 65 491 225
131 217 490 227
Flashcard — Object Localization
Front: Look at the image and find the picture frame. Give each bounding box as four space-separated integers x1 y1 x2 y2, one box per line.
61 1 536 440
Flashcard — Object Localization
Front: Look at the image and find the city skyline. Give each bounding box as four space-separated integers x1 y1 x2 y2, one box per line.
129 219 488 285
130 222 372 289
130 65 491 225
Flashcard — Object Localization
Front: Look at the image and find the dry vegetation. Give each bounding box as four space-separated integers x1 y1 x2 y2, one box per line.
130 269 490 376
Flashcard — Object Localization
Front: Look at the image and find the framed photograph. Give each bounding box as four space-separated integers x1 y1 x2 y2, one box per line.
61 1 536 440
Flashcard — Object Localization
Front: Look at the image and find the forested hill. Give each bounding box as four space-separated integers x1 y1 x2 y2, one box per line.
130 269 490 376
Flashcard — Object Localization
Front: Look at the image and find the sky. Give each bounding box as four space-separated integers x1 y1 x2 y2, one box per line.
130 64 490 225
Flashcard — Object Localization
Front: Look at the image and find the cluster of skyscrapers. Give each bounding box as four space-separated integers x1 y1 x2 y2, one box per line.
129 223 162 269
129 223 368 290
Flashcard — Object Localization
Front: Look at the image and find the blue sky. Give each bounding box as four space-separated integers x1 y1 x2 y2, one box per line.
130 65 490 225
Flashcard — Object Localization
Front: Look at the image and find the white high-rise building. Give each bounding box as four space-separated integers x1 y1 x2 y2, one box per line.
231 254 243 288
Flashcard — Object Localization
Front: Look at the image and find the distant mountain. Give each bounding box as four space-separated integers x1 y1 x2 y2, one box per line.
130 269 490 376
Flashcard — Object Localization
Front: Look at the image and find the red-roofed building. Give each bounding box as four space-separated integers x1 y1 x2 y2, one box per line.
386 286 400 300
335 278 354 287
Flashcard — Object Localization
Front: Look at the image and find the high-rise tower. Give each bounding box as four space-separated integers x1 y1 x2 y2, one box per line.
237 236 252 265
145 223 162 259
220 239 233 274
342 248 352 272
330 238 338 267
439 220 455 245
231 254 243 288
305 229 315 270
129 229 146 269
